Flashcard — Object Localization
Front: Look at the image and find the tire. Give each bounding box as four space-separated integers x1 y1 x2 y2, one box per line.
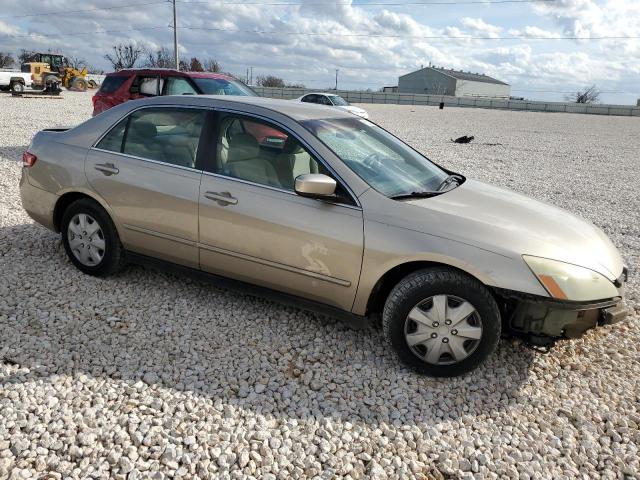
10 82 24 94
61 198 126 276
383 268 501 377
70 77 87 92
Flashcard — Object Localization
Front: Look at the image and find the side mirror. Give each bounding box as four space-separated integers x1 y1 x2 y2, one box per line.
294 174 337 199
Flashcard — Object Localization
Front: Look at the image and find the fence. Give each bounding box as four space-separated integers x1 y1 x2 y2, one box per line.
252 86 640 117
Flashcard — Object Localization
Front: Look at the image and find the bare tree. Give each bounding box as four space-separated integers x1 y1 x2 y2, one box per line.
143 47 173 68
105 43 144 71
0 52 14 68
86 65 104 74
256 75 285 88
203 58 221 73
66 56 87 70
566 85 601 104
18 49 36 64
188 57 203 72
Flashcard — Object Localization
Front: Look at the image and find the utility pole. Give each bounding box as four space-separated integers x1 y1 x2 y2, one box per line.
250 66 253 85
172 0 179 70
335 69 339 90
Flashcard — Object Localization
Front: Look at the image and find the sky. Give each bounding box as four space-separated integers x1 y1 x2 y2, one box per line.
0 0 638 104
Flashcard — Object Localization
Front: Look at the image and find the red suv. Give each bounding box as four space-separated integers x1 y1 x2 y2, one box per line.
92 69 285 146
92 69 257 116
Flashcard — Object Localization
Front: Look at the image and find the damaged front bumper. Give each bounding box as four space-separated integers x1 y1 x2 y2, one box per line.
499 289 631 348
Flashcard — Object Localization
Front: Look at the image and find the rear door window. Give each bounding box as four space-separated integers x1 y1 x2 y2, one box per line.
130 76 162 96
301 94 318 103
96 108 207 169
99 76 128 94
95 118 127 152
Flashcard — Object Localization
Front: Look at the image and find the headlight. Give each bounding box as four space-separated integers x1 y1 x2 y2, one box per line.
523 255 619 302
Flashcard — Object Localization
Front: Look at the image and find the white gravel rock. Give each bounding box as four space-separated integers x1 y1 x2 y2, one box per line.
0 93 639 479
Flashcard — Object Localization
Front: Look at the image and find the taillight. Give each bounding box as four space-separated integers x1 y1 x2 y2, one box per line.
31 74 34 81
22 151 37 167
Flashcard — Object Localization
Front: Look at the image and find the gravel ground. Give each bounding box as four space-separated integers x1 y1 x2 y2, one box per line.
1 92 639 480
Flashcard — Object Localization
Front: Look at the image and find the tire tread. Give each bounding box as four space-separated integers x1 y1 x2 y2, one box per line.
382 267 501 376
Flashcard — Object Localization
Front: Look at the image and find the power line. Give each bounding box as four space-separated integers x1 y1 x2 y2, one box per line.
0 1 168 18
179 26 640 41
3 23 636 41
0 26 167 39
180 0 555 4
0 0 554 18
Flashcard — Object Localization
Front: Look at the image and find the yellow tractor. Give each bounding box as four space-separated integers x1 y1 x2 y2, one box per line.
22 53 95 92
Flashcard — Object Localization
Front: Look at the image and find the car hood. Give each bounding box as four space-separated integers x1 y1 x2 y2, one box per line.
402 179 624 280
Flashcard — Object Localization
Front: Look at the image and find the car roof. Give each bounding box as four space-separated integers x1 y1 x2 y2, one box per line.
136 95 356 121
304 92 340 96
106 69 233 80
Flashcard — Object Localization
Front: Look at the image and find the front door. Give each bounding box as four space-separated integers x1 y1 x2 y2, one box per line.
86 106 207 268
198 112 364 311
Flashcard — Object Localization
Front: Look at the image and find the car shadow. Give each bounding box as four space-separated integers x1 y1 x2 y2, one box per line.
0 144 28 162
1 222 536 428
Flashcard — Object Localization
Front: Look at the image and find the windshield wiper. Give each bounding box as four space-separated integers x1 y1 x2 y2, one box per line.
390 191 442 200
436 174 464 192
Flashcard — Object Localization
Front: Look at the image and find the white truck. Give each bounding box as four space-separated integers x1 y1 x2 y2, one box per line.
0 68 33 93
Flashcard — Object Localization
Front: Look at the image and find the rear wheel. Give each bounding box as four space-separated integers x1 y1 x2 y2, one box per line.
61 198 126 276
44 74 59 84
383 268 501 377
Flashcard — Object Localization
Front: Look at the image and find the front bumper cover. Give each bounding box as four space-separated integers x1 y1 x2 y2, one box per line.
499 289 631 340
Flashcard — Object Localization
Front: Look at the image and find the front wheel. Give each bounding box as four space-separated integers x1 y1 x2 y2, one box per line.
61 198 126 276
11 82 25 94
70 77 87 92
383 268 501 377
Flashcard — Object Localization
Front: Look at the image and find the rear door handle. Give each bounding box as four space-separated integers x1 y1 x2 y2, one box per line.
204 191 238 206
94 163 119 176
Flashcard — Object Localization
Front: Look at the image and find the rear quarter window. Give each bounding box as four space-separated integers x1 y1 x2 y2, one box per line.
99 76 128 94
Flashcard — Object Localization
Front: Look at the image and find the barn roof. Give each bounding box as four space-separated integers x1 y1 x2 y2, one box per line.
402 66 509 86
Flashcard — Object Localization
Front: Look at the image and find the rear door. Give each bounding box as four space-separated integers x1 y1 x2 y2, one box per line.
86 106 208 268
197 111 364 311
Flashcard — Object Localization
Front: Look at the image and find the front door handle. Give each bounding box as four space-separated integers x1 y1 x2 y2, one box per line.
94 163 119 176
204 191 238 206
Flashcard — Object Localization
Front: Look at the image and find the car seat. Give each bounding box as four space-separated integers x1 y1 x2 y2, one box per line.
274 137 318 189
224 133 281 187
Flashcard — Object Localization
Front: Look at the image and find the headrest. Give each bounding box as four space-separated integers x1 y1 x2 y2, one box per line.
129 120 157 139
227 133 259 163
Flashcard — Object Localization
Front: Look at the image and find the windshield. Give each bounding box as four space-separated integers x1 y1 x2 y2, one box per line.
303 117 449 198
328 95 349 106
192 78 257 96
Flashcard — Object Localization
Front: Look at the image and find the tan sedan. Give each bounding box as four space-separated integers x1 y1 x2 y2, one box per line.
20 95 629 376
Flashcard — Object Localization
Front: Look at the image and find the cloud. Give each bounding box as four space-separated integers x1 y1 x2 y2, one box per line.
0 20 20 35
0 0 637 102
460 17 502 38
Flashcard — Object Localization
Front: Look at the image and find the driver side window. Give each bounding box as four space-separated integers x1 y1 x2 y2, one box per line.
212 114 354 204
